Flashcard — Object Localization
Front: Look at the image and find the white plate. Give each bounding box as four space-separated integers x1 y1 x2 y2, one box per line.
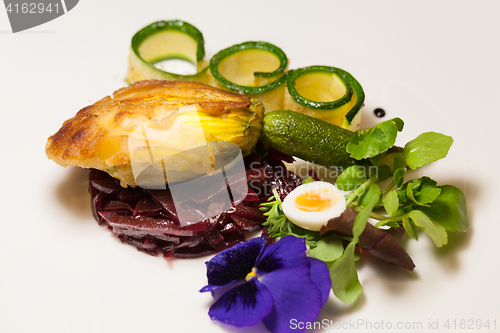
1 1 499 332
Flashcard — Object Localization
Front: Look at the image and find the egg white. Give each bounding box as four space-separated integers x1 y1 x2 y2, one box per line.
282 181 347 231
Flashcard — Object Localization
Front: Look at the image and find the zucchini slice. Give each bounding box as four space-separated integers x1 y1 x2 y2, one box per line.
209 41 288 112
284 66 365 130
127 20 210 84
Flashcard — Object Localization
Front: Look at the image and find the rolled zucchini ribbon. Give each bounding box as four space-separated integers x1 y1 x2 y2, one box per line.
127 20 210 84
209 41 289 112
285 66 365 129
127 21 364 130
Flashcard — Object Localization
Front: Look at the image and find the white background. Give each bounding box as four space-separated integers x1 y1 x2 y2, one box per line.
1 1 499 332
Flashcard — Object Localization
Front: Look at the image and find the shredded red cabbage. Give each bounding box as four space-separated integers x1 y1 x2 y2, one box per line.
89 146 302 258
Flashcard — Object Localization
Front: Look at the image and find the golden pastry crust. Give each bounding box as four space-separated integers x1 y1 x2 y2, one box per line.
45 80 259 187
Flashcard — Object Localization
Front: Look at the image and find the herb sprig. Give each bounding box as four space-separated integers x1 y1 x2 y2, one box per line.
260 190 318 248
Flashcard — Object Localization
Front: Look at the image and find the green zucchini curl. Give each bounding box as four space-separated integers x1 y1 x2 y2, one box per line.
284 66 365 130
209 41 289 112
127 20 210 84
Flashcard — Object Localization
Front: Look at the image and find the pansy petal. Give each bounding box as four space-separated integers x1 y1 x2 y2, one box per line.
260 265 323 333
308 257 332 306
256 235 309 273
205 236 266 287
208 279 274 327
200 279 244 293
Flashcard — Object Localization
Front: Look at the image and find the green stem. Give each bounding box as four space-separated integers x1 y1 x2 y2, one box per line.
336 234 354 242
345 175 378 207
381 180 396 196
352 206 406 222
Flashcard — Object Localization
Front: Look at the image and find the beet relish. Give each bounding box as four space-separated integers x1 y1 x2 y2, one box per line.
90 146 302 258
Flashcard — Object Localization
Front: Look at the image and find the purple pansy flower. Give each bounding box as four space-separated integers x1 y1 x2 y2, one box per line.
200 235 331 333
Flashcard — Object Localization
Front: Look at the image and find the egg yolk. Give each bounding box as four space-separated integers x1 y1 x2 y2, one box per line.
294 190 339 212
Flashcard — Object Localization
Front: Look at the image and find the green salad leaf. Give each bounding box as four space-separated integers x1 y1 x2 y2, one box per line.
310 234 344 262
375 219 400 228
419 185 469 232
402 215 418 240
404 132 453 170
392 117 405 132
328 242 363 303
336 165 367 191
406 177 441 207
347 118 403 160
383 190 399 217
393 167 407 188
328 183 380 303
414 186 441 206
409 210 447 247
358 183 381 211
